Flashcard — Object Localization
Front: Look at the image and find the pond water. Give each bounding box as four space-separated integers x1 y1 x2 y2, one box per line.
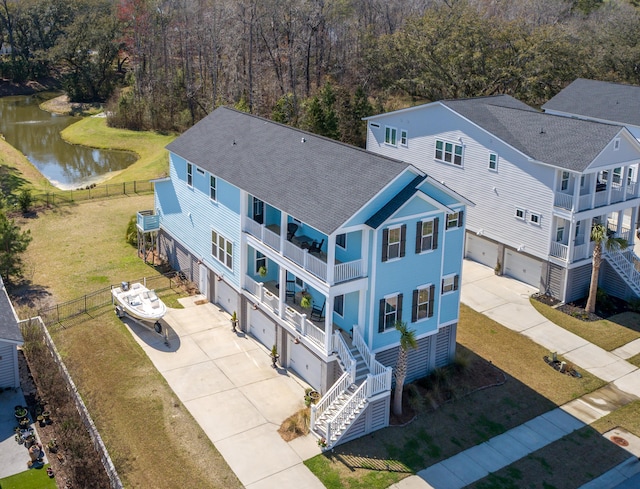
0 93 136 189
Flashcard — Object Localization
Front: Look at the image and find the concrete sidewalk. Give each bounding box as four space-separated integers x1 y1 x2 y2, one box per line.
123 296 324 489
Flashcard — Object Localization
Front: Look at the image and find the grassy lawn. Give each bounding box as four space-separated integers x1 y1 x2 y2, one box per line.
593 400 640 439
469 427 631 489
305 305 605 489
0 465 57 489
628 353 640 368
60 117 175 184
15 195 156 308
530 299 640 351
12 195 241 489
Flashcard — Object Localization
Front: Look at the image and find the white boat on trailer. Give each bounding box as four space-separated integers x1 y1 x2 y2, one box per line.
112 281 167 334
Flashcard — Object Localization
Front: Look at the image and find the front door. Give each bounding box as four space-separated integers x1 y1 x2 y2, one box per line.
199 263 209 299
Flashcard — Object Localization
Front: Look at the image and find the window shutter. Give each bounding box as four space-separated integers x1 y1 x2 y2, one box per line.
441 278 445 294
400 224 407 257
454 274 459 291
415 221 423 254
382 229 389 262
378 299 386 332
458 211 464 227
433 218 439 250
411 289 418 323
428 285 435 317
397 293 403 323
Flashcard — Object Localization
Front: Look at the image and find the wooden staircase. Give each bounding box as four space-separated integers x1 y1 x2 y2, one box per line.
311 329 392 449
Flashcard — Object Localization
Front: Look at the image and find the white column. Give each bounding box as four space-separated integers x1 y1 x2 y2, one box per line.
571 175 580 212
324 293 332 354
630 206 638 247
326 234 336 285
361 229 370 276
567 219 576 263
278 267 286 318
239 191 248 291
622 165 629 200
280 212 287 255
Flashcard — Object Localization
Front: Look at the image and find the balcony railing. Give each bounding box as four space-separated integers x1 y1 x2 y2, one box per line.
554 182 639 212
549 240 594 262
137 210 160 232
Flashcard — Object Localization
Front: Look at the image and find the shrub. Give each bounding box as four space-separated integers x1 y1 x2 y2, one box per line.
125 215 137 246
18 189 33 213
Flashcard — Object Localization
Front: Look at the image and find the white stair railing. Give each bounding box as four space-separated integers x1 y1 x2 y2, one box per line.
325 382 367 447
604 248 640 295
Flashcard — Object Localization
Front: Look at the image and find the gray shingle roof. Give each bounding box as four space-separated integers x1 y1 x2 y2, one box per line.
167 107 414 234
0 282 21 343
542 78 640 127
365 175 426 229
442 95 623 172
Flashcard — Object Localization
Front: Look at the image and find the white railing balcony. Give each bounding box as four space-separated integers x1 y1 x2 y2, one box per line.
283 240 306 267
263 289 279 313
244 218 262 239
334 260 363 283
594 191 608 208
626 182 637 199
549 241 568 260
578 194 592 212
352 328 391 396
137 210 160 231
263 226 281 251
244 220 282 252
307 253 327 281
553 192 573 210
611 186 625 204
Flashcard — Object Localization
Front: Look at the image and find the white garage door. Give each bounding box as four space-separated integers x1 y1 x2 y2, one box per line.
249 310 276 349
288 338 322 391
504 250 542 289
215 279 237 314
465 234 499 269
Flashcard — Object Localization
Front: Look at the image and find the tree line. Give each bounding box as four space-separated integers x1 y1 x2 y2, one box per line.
1 0 640 147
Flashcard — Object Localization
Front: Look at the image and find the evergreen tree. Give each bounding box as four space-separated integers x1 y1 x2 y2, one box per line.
0 210 31 283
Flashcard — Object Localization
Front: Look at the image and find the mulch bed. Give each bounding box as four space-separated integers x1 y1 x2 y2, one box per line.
532 292 633 322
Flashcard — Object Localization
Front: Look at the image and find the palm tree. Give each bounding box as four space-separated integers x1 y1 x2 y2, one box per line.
393 321 418 417
585 223 627 313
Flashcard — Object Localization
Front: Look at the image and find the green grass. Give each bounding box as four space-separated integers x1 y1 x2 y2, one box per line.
60 117 175 184
305 305 606 488
628 352 640 368
0 465 57 489
593 400 640 438
530 299 640 351
0 138 55 195
469 427 631 489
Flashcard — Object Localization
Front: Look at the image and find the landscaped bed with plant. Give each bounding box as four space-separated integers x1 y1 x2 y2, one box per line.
304 305 606 489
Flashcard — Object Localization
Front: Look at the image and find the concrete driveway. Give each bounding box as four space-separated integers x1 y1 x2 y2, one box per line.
123 296 324 489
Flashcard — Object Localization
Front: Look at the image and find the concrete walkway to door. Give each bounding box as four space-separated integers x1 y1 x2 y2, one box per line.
123 296 325 489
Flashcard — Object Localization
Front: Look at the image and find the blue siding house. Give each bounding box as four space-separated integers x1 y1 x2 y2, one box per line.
139 107 471 447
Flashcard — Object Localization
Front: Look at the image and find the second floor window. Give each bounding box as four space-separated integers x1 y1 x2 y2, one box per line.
334 295 344 316
385 126 397 146
488 153 498 171
416 218 439 253
210 175 217 201
379 294 403 332
255 251 266 274
336 233 346 249
446 211 463 230
187 162 193 186
400 129 408 146
382 224 406 262
435 139 463 166
212 230 233 270
252 197 264 224
561 171 569 191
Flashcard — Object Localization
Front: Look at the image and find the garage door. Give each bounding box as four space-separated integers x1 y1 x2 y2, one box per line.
215 279 237 314
465 234 499 269
288 337 322 391
249 310 276 349
504 250 542 289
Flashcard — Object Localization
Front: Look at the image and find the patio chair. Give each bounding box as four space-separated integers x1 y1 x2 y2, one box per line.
309 238 324 254
286 280 296 303
310 300 325 321
287 223 299 241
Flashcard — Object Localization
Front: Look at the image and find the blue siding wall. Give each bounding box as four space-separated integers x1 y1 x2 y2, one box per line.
333 290 359 333
335 230 362 263
371 207 446 351
159 153 242 288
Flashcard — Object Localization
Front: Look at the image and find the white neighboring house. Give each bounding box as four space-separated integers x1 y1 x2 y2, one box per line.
365 95 640 302
542 78 640 142
0 277 22 388
0 43 12 56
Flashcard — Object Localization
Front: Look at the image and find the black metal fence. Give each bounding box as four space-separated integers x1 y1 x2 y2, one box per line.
32 180 154 207
38 270 190 326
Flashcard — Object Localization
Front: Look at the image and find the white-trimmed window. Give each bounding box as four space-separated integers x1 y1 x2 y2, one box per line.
336 233 346 249
295 277 304 288
400 129 408 147
382 224 406 261
530 213 541 225
515 208 526 220
561 171 569 191
415 218 439 253
255 251 266 274
412 284 435 322
613 168 622 185
435 139 463 166
211 230 233 270
334 295 344 317
385 126 397 146
488 153 498 171
441 274 459 294
628 168 634 186
556 226 564 242
378 293 402 332
252 197 264 224
446 211 463 230
210 175 217 201
187 162 193 186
